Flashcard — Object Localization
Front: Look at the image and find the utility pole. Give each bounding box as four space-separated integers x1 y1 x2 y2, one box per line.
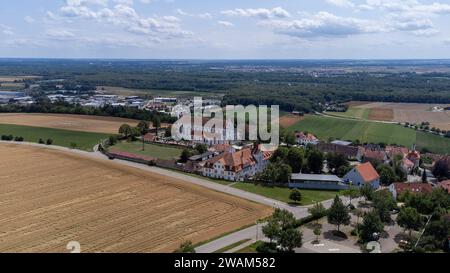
414 215 432 250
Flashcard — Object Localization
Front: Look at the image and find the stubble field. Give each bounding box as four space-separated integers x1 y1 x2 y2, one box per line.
0 113 138 134
0 144 272 253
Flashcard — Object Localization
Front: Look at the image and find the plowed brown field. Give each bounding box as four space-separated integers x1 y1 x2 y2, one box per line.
0 144 272 253
368 108 394 121
0 113 138 134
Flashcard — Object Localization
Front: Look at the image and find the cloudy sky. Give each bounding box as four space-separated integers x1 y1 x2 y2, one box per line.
1 0 450 59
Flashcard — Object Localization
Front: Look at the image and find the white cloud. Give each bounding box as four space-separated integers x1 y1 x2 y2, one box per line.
217 21 234 27
176 9 212 19
24 16 35 23
45 29 75 39
51 0 194 41
221 7 290 19
0 24 14 36
326 0 355 8
262 12 381 38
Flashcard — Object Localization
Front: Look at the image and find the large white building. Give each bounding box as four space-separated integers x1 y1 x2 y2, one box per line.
202 146 272 181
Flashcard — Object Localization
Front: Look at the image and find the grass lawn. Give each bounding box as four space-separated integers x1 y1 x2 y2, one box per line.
231 182 341 205
289 115 416 147
213 239 252 253
0 123 110 151
235 241 264 253
110 141 183 160
416 131 450 154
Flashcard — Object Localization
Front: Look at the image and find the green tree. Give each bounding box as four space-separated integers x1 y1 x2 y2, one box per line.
343 186 360 206
421 170 428 183
308 202 327 224
180 149 195 163
289 189 302 204
195 144 208 154
152 115 161 133
262 219 281 244
327 153 349 174
360 184 374 203
372 190 397 223
286 147 304 173
327 196 351 232
397 207 422 238
174 241 196 253
313 227 322 243
271 147 289 163
307 149 324 174
137 120 150 151
119 124 133 139
278 228 303 252
377 165 397 185
359 210 384 243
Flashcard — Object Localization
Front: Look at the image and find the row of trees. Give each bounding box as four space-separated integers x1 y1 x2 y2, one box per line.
256 146 330 184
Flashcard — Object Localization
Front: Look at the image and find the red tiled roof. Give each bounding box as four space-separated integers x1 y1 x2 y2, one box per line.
356 162 380 183
438 180 450 194
402 158 415 168
364 149 387 161
295 132 318 142
386 146 409 158
394 182 433 195
143 133 156 142
205 148 257 172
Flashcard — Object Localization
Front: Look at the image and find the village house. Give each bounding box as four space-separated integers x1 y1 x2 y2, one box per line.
437 180 450 194
317 143 364 161
295 131 319 146
201 145 272 181
401 157 415 174
406 150 421 168
385 145 409 160
343 162 381 189
389 182 433 199
363 149 388 163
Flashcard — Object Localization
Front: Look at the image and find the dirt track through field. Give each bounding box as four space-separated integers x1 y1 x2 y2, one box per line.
0 144 272 253
0 113 138 134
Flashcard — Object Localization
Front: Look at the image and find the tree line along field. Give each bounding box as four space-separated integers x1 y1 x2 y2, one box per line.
0 124 110 151
289 115 450 154
0 144 272 253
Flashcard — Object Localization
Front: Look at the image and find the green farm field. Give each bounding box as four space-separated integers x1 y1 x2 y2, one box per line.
109 141 183 160
0 124 110 151
289 115 450 154
231 183 341 205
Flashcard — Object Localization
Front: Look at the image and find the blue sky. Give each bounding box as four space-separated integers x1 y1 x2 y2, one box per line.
1 0 450 59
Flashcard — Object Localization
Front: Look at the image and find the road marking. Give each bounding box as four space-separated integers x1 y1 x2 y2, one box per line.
328 248 340 252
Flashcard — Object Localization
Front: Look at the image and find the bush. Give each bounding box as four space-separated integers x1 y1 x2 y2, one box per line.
46 139 53 145
70 142 77 149
1 134 13 141
14 136 24 142
255 242 278 254
38 138 45 144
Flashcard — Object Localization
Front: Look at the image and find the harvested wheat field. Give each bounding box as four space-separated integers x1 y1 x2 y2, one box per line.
0 113 139 134
0 144 272 253
349 102 450 130
279 114 304 128
368 108 394 121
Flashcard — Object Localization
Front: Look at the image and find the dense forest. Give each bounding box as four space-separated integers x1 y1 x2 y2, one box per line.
1 59 450 112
